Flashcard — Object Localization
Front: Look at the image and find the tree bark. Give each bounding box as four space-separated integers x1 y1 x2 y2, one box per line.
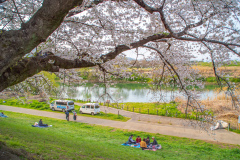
0 0 83 76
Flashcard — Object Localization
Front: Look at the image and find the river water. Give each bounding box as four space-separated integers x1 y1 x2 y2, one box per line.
63 83 221 103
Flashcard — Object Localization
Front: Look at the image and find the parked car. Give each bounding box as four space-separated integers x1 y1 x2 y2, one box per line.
50 100 74 112
79 103 100 115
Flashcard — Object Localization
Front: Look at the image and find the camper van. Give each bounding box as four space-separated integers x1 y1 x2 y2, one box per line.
50 100 74 112
79 103 100 115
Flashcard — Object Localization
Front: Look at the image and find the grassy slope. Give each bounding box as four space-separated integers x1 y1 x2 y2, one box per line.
0 111 240 160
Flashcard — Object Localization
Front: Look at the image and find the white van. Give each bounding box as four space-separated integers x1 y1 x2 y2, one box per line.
50 100 74 112
79 103 100 115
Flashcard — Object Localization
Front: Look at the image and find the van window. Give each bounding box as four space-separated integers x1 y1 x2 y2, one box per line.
90 106 94 109
68 102 74 105
86 105 90 109
56 101 67 105
95 106 99 109
82 106 85 108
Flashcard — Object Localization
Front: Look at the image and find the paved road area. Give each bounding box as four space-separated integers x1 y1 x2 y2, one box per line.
1 105 240 145
76 103 207 128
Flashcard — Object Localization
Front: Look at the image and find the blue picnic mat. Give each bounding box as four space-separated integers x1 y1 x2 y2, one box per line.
0 114 7 118
32 125 49 128
121 143 141 148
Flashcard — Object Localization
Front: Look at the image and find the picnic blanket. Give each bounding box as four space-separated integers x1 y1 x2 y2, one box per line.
122 143 141 148
0 114 7 118
121 143 161 151
32 125 52 128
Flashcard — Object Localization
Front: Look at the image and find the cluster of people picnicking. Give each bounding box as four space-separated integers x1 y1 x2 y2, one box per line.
128 135 160 150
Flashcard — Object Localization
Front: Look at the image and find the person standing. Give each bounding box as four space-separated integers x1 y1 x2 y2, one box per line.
73 110 77 120
65 110 69 121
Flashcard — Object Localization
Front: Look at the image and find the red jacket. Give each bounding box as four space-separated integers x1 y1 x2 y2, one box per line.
136 137 141 143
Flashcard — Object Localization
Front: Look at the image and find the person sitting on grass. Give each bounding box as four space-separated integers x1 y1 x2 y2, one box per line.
128 135 136 144
151 137 158 145
39 119 48 127
140 138 148 150
0 112 7 118
136 136 141 143
145 136 150 145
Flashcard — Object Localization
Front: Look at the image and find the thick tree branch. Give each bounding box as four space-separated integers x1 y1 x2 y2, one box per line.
66 0 104 17
0 33 171 91
0 0 84 76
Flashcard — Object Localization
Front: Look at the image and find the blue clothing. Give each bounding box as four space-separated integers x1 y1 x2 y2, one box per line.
65 111 69 116
65 111 69 121
0 113 7 118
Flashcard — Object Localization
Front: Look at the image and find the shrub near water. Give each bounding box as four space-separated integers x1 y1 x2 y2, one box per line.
29 100 49 110
0 99 50 110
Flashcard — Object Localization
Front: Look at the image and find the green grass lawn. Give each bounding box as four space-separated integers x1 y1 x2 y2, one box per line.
107 102 205 120
0 111 239 160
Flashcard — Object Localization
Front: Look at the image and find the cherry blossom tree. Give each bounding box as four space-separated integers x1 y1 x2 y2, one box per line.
0 0 240 128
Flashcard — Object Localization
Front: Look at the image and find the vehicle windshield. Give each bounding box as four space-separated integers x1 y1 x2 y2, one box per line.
68 102 74 105
95 106 99 109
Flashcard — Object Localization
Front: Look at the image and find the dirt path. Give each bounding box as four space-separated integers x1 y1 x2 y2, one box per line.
1 105 240 145
76 103 201 128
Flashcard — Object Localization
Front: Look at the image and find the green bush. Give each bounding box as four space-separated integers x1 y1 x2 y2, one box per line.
0 99 50 110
